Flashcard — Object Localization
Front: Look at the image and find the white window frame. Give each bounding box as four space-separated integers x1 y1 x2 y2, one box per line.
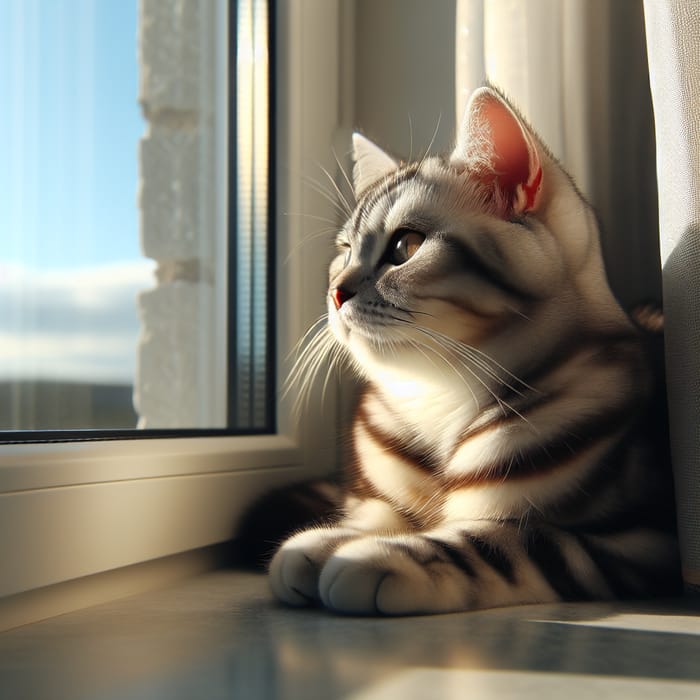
0 0 349 601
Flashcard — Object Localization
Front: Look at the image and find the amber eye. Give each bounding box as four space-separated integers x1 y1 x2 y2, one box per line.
387 229 425 266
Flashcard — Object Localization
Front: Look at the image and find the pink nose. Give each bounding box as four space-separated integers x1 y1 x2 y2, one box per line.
331 286 354 310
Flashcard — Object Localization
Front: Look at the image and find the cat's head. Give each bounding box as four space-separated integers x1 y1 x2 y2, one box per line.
327 87 628 390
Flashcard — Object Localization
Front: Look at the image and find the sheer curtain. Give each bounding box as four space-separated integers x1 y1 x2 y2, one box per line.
457 0 699 594
644 0 700 595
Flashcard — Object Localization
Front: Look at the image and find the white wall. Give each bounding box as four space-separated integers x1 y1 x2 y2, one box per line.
353 0 457 159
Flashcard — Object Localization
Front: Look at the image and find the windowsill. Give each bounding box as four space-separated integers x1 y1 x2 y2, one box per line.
2 568 700 699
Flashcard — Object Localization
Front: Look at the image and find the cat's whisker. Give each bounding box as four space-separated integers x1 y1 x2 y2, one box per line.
291 333 339 416
320 342 350 407
283 211 338 225
416 112 442 172
456 346 526 398
389 307 437 321
331 149 357 207
302 174 352 220
407 309 437 319
404 325 539 429
400 334 444 375
318 162 354 219
308 166 354 216
282 225 339 266
411 324 537 397
399 331 482 410
408 324 512 388
503 302 533 321
284 328 332 403
279 159 351 219
463 343 540 394
286 314 330 362
313 343 336 410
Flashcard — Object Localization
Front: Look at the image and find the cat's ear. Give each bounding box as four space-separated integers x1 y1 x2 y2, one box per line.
352 132 399 196
451 87 543 216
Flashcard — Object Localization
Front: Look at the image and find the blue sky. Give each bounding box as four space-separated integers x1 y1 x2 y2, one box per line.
0 0 153 384
0 0 144 268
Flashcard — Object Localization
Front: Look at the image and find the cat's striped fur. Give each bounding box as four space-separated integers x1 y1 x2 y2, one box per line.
269 87 680 615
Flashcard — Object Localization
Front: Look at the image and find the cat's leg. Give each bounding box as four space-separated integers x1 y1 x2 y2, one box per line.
269 497 413 606
311 520 677 615
273 518 552 613
269 525 358 606
315 520 558 614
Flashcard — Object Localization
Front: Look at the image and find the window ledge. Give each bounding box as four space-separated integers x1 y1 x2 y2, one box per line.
0 435 311 599
1 569 699 698
0 433 302 493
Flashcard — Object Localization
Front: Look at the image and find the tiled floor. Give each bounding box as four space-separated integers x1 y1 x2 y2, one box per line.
1 570 700 699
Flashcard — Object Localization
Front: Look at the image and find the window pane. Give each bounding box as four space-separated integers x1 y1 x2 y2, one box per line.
0 0 273 435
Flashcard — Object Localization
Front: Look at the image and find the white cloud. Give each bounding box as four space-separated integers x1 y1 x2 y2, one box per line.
0 259 155 383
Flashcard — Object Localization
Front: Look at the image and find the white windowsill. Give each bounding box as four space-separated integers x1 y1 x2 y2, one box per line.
1 569 698 699
0 433 303 493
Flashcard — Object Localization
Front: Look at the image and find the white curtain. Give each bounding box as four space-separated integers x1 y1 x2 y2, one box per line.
456 0 659 310
644 0 700 595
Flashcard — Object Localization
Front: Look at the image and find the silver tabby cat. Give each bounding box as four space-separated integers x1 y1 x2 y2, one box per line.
269 87 680 615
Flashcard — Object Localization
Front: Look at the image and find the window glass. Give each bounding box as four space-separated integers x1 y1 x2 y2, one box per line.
0 0 273 434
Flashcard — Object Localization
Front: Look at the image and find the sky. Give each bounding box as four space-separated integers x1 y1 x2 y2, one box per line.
0 0 153 383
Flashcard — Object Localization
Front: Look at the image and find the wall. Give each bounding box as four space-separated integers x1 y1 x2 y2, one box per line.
353 0 457 159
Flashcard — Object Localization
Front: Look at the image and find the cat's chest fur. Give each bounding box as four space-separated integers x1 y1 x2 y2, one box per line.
364 379 480 464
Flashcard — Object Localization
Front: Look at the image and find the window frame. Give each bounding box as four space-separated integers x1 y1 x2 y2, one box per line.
0 0 348 600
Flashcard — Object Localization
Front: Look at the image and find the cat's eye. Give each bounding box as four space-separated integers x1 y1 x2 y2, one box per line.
343 248 352 268
387 229 425 265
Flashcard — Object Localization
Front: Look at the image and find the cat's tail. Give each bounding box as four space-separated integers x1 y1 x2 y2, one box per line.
234 480 343 570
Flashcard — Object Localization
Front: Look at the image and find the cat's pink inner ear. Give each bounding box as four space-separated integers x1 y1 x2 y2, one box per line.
469 89 543 216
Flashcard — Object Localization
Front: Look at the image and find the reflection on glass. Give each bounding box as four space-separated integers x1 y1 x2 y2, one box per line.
0 1 149 430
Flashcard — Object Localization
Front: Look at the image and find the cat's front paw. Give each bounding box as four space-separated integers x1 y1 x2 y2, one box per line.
318 536 470 615
269 527 356 606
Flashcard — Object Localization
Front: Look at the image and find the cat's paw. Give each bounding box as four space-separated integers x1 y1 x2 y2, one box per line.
269 527 356 606
318 536 470 615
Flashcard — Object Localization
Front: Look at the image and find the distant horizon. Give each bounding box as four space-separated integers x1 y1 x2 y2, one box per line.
0 377 138 430
0 257 154 383
0 377 137 388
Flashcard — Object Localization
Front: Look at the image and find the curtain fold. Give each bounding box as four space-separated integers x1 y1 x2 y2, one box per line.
644 0 700 595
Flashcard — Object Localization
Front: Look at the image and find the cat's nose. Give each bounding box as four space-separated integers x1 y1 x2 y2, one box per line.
331 286 355 310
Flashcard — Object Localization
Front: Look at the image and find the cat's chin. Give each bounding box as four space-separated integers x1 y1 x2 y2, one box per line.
329 308 396 347
330 316 408 355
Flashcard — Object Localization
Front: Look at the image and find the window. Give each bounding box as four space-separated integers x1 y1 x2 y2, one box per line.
0 1 150 432
1 0 272 435
0 0 342 606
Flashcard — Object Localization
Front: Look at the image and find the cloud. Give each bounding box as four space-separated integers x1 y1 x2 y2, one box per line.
0 260 155 383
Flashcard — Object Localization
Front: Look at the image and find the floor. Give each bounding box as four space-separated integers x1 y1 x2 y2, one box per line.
1 570 700 699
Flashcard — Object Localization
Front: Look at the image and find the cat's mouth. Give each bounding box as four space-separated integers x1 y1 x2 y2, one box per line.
328 298 413 347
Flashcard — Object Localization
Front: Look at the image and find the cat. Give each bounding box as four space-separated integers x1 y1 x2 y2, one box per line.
268 86 681 615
